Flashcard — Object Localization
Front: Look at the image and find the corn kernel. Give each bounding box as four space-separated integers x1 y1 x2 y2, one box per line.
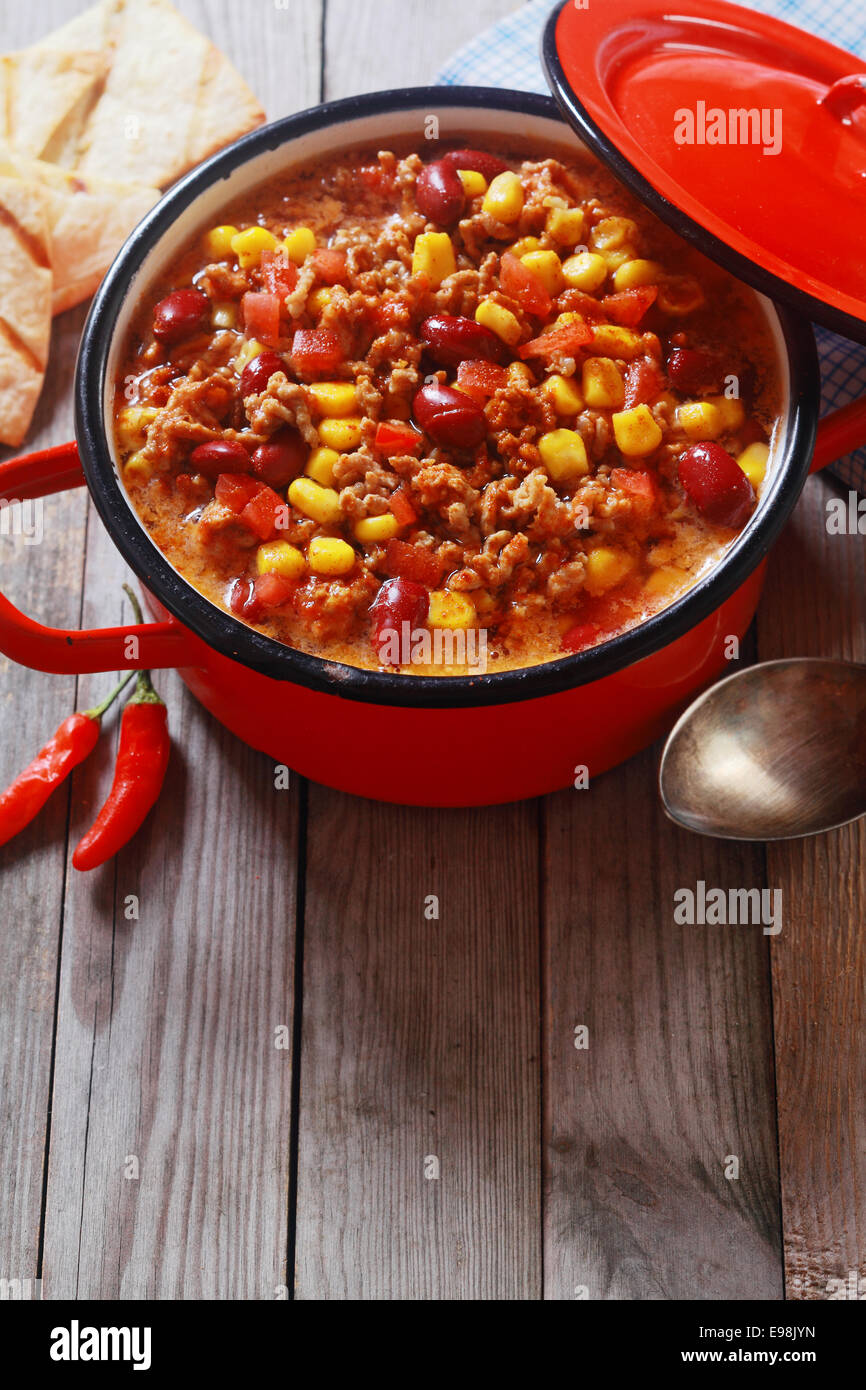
256 540 306 580
307 536 355 575
204 224 239 259
289 477 342 525
613 258 663 291
354 512 399 543
520 249 564 295
123 450 154 485
546 206 585 246
283 226 316 264
737 441 769 487
412 231 456 287
233 337 266 373
117 405 160 451
230 225 279 269
708 394 746 431
307 381 357 417
612 404 663 456
592 324 642 360
305 446 340 487
508 361 534 388
307 286 332 316
582 357 625 409
585 547 635 596
538 428 589 481
482 170 524 223
211 301 237 329
644 564 689 598
561 250 608 292
657 276 704 314
510 235 542 258
475 299 522 346
602 246 636 271
318 415 364 451
590 217 638 252
428 589 476 630
541 373 584 415
457 168 487 197
677 401 724 440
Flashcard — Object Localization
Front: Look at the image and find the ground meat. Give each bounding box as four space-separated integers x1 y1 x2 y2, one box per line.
245 374 318 445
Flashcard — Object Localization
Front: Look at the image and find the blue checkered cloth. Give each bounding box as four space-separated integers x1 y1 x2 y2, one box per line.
437 0 866 491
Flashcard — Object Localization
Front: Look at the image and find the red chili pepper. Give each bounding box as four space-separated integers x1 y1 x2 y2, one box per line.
0 671 134 849
72 588 170 872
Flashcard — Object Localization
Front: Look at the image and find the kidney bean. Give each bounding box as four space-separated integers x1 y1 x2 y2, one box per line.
678 442 755 529
369 578 430 664
666 345 723 395
413 382 487 449
152 288 210 344
189 439 252 478
440 147 510 181
416 159 465 225
239 350 286 398
251 427 307 487
420 314 507 366
229 576 263 622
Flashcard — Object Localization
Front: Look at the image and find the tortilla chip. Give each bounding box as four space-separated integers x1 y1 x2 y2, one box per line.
0 46 106 162
0 178 52 446
42 0 264 188
0 150 160 314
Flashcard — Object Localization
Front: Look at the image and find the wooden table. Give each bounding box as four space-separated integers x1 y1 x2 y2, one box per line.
1 0 864 1302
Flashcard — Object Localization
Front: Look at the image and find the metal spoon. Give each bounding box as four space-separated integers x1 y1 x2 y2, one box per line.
659 659 866 840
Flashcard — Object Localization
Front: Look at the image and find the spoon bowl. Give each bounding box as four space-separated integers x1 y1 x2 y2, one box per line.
659 658 866 840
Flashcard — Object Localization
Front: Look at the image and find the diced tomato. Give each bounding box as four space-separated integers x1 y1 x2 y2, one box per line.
602 286 658 327
375 420 423 457
385 538 445 587
215 472 260 513
519 320 593 360
372 298 410 332
254 571 296 608
241 484 285 541
311 248 348 285
260 250 298 297
610 467 659 515
556 289 607 321
561 621 601 653
359 163 395 194
388 488 418 527
291 327 344 372
456 358 508 403
242 291 280 344
623 357 665 409
500 251 552 318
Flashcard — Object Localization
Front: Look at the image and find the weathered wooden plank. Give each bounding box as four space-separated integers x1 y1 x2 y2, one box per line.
0 0 100 1236
35 0 324 1299
323 0 522 98
0 295 89 1288
542 756 784 1299
757 472 866 1300
294 797 541 1299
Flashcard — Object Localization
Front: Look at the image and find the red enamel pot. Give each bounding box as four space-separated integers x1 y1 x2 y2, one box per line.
1 89 864 806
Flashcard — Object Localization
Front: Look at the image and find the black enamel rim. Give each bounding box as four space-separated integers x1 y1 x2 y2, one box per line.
541 0 866 347
76 85 819 711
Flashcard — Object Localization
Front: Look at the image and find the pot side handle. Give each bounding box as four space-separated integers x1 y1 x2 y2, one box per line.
0 442 188 674
811 395 866 473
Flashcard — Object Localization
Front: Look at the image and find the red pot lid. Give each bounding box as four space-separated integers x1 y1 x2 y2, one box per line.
542 0 866 343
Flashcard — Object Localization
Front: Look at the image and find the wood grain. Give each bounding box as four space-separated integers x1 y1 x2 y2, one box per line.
757 472 866 1300
294 795 541 1299
542 760 783 1299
